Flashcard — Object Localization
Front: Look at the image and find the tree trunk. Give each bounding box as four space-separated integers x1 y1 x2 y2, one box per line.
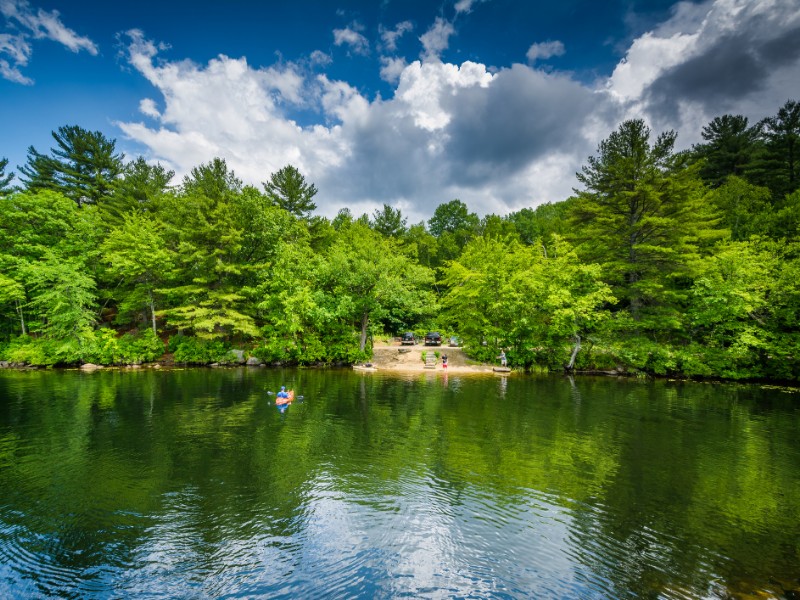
16 299 26 336
359 311 369 352
149 292 157 336
566 334 581 371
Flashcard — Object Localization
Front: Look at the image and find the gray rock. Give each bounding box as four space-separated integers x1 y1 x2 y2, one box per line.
80 363 103 371
230 349 246 364
246 356 264 366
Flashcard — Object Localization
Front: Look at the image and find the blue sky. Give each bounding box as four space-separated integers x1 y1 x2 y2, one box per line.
2 0 799 221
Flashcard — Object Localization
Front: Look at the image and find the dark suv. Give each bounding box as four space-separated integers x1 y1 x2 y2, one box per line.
401 332 416 345
424 331 442 346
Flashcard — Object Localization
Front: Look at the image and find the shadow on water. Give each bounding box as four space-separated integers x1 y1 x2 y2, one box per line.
0 368 798 598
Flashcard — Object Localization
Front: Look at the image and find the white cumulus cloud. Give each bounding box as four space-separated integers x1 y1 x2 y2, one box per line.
526 40 565 63
379 55 407 83
0 0 96 83
380 20 413 52
419 17 455 62
608 0 800 144
115 0 800 223
333 23 369 56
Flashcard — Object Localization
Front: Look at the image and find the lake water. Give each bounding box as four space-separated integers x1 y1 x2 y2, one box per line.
0 368 798 599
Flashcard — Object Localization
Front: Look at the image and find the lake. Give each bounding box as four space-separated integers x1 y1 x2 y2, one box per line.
0 368 798 599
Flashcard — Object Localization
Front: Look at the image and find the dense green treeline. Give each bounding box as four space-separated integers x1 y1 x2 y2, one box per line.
1 102 799 380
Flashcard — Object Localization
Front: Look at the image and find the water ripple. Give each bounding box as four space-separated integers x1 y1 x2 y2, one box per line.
1 370 798 598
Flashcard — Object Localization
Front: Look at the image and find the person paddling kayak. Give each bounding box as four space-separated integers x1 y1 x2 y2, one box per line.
275 386 295 405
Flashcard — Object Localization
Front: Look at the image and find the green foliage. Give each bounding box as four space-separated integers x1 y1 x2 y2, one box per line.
571 119 726 332
17 146 58 193
182 157 242 200
428 199 479 237
170 336 233 364
770 189 800 239
1 328 162 366
0 157 14 195
427 200 480 265
101 212 173 332
154 179 260 340
692 114 760 188
263 164 318 218
2 108 799 380
686 238 799 380
1 335 61 365
479 214 519 240
102 157 173 228
27 254 97 344
316 221 437 352
754 100 800 200
506 201 571 245
252 331 365 365
402 223 438 268
371 204 407 237
442 235 614 369
87 328 165 365
708 176 772 240
19 125 123 206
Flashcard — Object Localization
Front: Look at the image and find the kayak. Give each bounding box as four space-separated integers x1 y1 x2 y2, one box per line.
275 390 295 405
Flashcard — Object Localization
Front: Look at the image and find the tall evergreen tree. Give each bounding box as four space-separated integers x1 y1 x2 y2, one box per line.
19 126 123 206
692 114 760 188
102 157 174 227
371 204 407 237
182 157 241 201
263 164 318 218
157 163 259 341
756 99 800 200
571 119 724 324
18 146 59 193
0 158 14 195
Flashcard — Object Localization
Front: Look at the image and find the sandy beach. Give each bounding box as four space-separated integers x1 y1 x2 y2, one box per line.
362 344 499 374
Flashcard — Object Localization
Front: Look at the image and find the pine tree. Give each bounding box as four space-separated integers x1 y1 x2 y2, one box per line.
18 126 123 206
262 165 318 218
0 158 14 195
571 119 725 327
692 114 760 188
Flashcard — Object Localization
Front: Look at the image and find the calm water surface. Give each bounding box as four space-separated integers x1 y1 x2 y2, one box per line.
0 368 798 599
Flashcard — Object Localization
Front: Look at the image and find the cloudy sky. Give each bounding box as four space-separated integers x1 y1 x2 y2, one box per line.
1 0 799 222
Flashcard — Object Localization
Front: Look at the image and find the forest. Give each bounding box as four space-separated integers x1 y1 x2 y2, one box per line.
0 100 798 381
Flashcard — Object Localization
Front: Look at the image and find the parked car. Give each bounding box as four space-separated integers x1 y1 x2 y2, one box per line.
401 332 416 345
448 336 460 347
424 331 442 346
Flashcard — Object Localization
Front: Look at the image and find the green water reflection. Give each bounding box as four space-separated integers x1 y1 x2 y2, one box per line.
0 369 798 598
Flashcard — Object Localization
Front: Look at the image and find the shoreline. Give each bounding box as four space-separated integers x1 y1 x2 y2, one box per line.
361 345 501 375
